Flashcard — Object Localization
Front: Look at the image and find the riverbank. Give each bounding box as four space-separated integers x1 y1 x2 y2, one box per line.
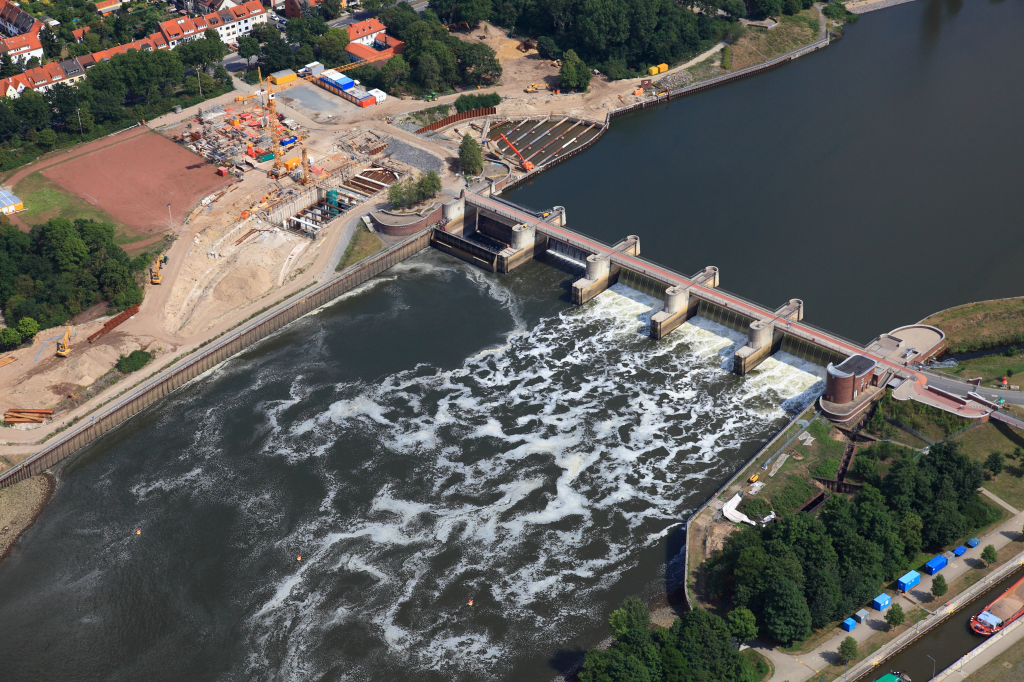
0 474 53 563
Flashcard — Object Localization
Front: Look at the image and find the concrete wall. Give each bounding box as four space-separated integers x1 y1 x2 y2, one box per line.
0 229 433 490
372 205 444 236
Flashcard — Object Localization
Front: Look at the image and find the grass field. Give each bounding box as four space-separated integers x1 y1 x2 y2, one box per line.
955 422 1024 510
921 297 1024 353
337 226 383 271
934 350 1024 387
730 9 820 71
14 172 143 245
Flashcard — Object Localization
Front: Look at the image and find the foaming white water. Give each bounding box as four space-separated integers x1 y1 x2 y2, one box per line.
235 278 823 681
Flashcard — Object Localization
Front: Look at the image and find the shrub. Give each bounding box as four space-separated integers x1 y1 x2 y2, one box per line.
727 21 747 42
536 36 561 60
783 0 801 14
0 326 22 349
116 350 152 373
454 92 501 113
720 45 732 69
812 457 840 479
16 317 39 339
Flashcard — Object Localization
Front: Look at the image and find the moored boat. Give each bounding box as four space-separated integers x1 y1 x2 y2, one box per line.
875 672 911 682
970 573 1024 635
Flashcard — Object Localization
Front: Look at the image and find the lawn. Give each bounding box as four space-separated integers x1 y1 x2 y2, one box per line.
737 415 844 518
730 9 821 71
955 422 1024 510
337 225 383 271
13 172 143 245
933 349 1024 387
921 296 1024 353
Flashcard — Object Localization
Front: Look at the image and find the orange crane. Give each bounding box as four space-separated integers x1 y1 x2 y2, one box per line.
258 67 288 180
497 133 534 171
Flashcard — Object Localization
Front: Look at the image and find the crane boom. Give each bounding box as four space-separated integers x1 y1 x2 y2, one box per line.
497 134 534 171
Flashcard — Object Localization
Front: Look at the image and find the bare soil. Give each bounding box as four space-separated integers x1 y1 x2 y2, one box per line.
0 474 53 563
40 130 236 234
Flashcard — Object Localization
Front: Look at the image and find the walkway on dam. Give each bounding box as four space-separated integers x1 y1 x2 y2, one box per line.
466 193 992 420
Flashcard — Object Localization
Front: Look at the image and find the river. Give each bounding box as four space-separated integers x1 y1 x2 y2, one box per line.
507 0 1024 343
2 1 1022 680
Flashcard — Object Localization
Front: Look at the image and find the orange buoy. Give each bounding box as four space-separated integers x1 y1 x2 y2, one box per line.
297 554 302 561
468 599 473 606
135 528 141 535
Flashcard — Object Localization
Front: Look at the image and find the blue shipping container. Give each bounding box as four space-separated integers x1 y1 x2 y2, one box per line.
925 555 947 574
280 137 297 147
898 570 921 592
967 538 980 548
841 618 856 632
873 593 891 611
953 546 967 557
337 76 354 90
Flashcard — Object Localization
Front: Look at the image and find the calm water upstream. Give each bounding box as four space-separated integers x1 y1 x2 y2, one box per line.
2 1 1022 680
507 0 1024 343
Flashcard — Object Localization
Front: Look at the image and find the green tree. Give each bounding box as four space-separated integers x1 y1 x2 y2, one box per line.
380 54 410 89
183 72 217 97
16 317 39 339
0 326 22 349
459 133 483 176
415 53 442 90
36 128 57 149
0 52 18 78
838 636 858 663
727 607 758 642
559 49 591 90
761 576 811 643
750 0 783 18
379 3 422 41
238 35 260 67
981 544 998 566
931 573 948 598
416 170 443 200
316 28 351 66
261 35 295 72
986 451 1005 477
39 27 62 58
388 180 410 207
321 0 343 19
723 0 747 18
537 36 561 60
885 602 905 629
609 596 650 637
783 0 801 14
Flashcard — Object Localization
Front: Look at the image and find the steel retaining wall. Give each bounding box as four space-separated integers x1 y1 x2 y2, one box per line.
414 107 497 134
0 229 433 490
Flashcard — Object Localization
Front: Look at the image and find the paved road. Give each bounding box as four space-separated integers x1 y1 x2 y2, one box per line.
925 370 1024 406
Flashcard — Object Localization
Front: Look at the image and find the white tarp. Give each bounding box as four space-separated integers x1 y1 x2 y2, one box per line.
722 494 756 526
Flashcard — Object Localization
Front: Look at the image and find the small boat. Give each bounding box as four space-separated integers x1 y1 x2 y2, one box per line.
875 672 911 682
970 573 1024 635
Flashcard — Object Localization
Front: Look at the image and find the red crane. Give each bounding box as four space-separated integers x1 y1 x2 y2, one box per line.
497 133 534 171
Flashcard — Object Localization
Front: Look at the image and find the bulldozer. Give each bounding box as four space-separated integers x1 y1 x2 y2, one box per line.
56 326 71 358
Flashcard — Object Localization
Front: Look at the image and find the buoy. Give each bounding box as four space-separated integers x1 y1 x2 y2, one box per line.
468 599 473 606
136 528 141 535
297 554 302 561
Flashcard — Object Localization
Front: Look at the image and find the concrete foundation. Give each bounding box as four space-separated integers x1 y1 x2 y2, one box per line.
572 254 613 304
734 320 776 375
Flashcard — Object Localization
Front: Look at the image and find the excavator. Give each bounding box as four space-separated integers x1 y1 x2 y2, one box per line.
56 326 71 358
525 82 550 93
497 133 533 171
151 254 168 285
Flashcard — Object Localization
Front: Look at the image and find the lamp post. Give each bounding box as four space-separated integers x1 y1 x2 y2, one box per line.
76 107 83 142
927 654 936 680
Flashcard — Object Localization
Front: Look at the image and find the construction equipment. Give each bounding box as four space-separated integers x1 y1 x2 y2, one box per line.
56 326 71 358
453 20 471 32
497 133 534 171
525 83 550 93
517 37 537 52
151 255 164 284
259 67 288 180
4 408 53 424
298 146 311 184
552 59 562 67
234 93 257 103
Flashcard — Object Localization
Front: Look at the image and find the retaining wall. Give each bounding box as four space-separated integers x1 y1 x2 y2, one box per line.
0 229 433 490
414 107 497 134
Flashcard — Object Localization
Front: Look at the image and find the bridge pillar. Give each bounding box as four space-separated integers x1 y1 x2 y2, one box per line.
734 320 776 375
572 254 612 305
650 286 691 340
497 223 540 273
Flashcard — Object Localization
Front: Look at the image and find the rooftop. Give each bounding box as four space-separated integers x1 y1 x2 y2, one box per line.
830 354 877 378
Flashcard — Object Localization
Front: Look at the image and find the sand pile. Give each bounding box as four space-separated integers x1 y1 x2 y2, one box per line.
212 264 274 309
497 99 537 115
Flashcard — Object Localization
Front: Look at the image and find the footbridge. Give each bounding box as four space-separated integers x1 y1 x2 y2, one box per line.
432 191 996 424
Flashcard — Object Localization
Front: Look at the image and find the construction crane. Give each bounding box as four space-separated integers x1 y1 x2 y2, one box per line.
151 254 167 284
259 67 287 180
298 146 311 184
56 326 71 358
497 133 534 171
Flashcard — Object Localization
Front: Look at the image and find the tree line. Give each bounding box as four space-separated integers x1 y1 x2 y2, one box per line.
707 440 998 643
0 218 150 347
0 32 233 172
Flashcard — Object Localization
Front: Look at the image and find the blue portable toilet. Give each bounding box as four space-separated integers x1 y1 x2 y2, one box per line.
967 538 980 548
898 570 921 592
841 618 856 632
953 546 967 557
873 593 891 611
925 555 948 575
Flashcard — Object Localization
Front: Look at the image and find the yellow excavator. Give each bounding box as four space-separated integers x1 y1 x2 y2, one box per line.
151 254 167 285
56 326 71 358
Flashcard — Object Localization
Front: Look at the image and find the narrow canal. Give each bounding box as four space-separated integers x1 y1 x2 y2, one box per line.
857 567 1024 681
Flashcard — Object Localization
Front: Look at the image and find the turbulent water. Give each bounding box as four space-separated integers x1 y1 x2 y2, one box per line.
0 253 823 681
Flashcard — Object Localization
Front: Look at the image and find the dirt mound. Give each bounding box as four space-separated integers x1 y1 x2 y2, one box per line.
212 264 274 308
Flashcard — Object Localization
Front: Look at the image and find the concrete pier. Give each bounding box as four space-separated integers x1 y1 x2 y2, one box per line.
650 286 691 339
732 299 807 375
569 235 640 305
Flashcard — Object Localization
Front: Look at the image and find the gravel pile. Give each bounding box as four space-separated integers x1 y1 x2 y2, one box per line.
384 138 445 174
657 70 694 91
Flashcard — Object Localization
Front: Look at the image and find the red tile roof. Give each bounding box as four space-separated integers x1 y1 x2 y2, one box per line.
345 41 384 61
347 18 385 41
0 32 41 56
72 26 90 42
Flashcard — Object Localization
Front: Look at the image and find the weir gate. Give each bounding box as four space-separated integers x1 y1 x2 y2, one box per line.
430 191 856 375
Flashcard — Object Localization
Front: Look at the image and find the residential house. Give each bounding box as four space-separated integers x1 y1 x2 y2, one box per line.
0 0 40 37
284 0 327 19
94 0 123 15
71 26 90 43
59 57 86 84
0 32 43 65
343 18 402 64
